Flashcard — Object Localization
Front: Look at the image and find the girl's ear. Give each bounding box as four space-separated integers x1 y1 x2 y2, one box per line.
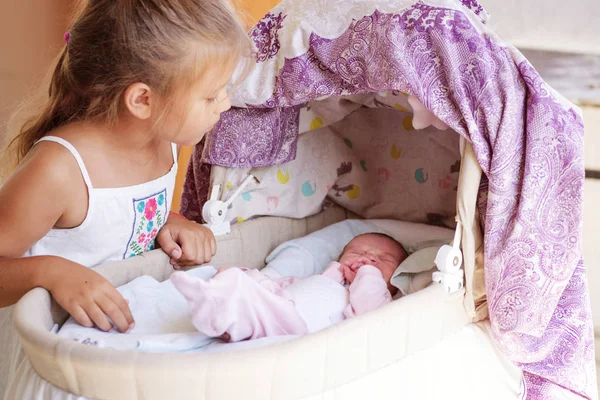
123 83 154 120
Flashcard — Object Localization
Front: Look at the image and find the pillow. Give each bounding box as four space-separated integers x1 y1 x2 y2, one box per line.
390 245 446 296
368 220 454 253
261 219 454 280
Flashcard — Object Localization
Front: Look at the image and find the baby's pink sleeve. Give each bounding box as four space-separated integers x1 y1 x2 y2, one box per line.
321 261 345 284
343 265 392 318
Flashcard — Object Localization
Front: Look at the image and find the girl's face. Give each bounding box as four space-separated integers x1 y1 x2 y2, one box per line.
160 65 234 146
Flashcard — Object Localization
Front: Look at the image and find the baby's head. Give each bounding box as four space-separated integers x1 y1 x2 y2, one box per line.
338 233 408 293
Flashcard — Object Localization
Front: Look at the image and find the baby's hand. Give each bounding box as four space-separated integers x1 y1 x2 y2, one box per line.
341 263 359 283
158 214 217 269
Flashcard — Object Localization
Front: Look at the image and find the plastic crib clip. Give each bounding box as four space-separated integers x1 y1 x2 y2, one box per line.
201 174 257 236
432 218 464 295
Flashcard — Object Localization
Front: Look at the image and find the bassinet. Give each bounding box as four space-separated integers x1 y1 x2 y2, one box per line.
9 202 523 400
8 0 597 399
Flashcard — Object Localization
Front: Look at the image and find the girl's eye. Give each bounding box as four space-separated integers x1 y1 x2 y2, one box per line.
207 90 227 104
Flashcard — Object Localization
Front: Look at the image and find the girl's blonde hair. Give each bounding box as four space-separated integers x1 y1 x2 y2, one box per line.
1 0 251 180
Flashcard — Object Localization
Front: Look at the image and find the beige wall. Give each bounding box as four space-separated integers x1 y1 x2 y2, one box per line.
239 0 281 21
0 0 73 147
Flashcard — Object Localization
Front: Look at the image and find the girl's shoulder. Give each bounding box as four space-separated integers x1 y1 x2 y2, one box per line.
9 126 89 207
4 122 96 210
22 123 97 183
28 121 116 188
18 135 86 187
0 130 89 254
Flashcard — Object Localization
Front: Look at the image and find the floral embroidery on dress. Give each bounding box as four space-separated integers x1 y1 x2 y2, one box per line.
124 190 168 259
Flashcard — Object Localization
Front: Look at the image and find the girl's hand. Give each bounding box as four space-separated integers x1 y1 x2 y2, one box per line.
46 259 134 333
157 214 217 269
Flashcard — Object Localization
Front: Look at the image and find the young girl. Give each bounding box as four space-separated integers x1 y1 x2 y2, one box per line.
0 0 250 336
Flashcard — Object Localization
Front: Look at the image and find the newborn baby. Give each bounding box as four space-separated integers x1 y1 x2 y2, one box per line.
171 233 407 342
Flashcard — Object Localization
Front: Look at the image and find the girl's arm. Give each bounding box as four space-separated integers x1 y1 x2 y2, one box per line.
0 255 133 332
0 143 134 332
0 255 76 307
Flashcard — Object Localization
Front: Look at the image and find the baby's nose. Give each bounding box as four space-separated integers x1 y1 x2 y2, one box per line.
357 255 368 263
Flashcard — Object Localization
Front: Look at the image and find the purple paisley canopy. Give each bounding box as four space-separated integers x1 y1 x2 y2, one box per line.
182 1 596 398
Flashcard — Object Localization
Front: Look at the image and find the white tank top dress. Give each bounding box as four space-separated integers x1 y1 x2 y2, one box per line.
23 136 178 268
0 136 178 397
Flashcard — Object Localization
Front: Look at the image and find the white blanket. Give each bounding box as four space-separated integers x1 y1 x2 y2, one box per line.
58 267 295 353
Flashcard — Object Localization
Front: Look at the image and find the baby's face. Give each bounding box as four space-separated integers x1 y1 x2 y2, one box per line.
338 234 406 289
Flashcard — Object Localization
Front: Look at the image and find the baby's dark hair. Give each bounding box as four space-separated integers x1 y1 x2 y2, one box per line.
341 232 408 259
